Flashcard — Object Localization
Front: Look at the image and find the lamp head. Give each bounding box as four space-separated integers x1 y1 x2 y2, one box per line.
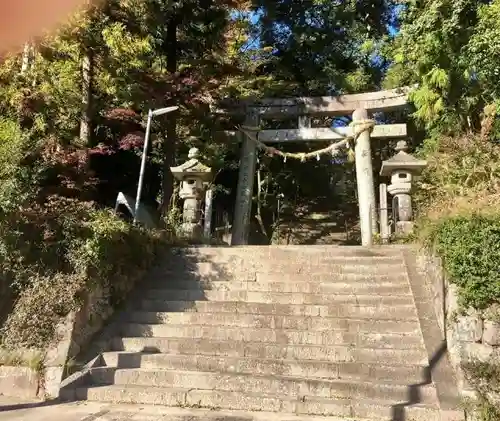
152 106 179 116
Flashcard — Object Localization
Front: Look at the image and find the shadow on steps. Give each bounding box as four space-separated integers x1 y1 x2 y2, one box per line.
391 336 462 420
71 247 238 368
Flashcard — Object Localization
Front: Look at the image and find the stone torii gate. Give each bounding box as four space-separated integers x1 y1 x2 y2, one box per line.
217 87 411 247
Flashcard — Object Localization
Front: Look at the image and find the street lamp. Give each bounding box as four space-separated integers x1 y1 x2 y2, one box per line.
133 105 179 224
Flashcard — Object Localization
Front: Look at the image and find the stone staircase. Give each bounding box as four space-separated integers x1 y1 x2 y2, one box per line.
62 246 464 421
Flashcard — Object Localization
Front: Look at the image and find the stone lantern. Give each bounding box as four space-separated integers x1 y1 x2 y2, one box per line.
170 147 212 240
380 140 427 234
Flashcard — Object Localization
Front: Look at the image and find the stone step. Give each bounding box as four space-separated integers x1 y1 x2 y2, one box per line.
138 293 414 309
150 271 409 284
137 300 419 319
127 312 421 333
119 323 424 349
89 367 438 404
100 352 428 383
142 281 412 296
253 270 408 282
139 290 414 304
74 384 442 420
168 245 405 259
161 261 406 276
163 255 403 267
111 337 428 364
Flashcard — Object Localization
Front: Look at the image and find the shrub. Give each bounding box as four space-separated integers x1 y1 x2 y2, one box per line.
428 214 500 310
1 273 85 349
414 133 500 222
462 360 500 421
0 197 168 349
414 129 500 310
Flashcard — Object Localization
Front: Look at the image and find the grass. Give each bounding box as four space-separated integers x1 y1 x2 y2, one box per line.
0 348 44 372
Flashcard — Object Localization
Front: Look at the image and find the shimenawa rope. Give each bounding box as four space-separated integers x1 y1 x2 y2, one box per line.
237 119 375 162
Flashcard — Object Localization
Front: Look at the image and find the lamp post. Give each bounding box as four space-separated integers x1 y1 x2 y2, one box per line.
170 148 213 241
133 106 179 224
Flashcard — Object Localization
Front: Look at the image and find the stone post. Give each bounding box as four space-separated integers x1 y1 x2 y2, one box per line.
379 183 389 244
232 108 259 245
298 115 311 129
203 187 213 240
353 108 376 246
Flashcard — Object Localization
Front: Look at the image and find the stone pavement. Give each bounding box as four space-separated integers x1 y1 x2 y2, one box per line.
0 398 353 421
0 398 226 421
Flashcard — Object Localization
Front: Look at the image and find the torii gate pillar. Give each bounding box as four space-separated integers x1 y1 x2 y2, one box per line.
353 108 377 246
232 108 259 245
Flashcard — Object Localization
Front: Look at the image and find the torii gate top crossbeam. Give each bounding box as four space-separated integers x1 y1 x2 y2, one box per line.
221 124 407 143
216 86 412 118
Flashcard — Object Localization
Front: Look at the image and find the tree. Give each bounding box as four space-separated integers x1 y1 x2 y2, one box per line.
251 0 397 96
384 0 492 135
0 0 254 214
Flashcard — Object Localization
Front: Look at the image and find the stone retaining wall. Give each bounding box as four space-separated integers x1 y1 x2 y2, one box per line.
43 284 116 398
0 286 114 399
416 250 500 399
0 366 40 399
1 263 149 400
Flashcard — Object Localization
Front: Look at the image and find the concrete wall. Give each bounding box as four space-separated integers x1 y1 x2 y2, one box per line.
0 366 40 399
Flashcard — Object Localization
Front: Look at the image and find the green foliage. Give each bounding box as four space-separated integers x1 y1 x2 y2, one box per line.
252 0 396 96
1 273 86 350
429 214 500 309
466 1 500 107
413 130 500 310
0 118 42 208
0 201 168 349
385 0 500 135
462 360 500 420
401 2 500 401
0 0 252 351
385 0 479 131
0 348 44 372
414 133 500 218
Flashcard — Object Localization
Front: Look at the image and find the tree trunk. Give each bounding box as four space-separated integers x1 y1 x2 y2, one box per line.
161 18 178 216
79 49 94 146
